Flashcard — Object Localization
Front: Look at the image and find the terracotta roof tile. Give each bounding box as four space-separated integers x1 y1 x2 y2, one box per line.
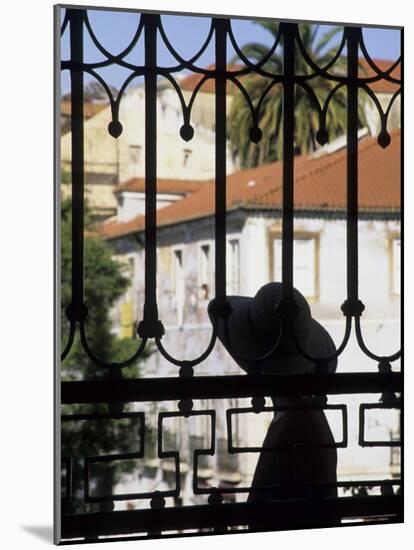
179 64 241 94
60 99 108 119
178 59 400 95
359 58 401 94
115 177 203 195
101 130 400 240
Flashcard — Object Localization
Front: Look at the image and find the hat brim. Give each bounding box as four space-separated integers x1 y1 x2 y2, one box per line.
208 296 337 375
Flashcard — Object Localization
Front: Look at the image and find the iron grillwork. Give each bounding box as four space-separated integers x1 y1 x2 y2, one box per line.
56 5 403 544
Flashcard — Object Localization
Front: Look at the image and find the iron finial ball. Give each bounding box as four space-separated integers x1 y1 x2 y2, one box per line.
316 127 329 146
108 120 123 138
249 126 262 144
180 124 194 142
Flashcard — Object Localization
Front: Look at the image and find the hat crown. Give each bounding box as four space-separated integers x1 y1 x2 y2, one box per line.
249 283 312 348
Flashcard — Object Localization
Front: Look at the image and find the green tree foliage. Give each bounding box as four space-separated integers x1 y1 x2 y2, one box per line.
61 197 152 512
228 23 367 168
61 198 138 376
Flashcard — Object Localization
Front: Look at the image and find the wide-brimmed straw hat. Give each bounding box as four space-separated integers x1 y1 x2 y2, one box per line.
208 282 337 375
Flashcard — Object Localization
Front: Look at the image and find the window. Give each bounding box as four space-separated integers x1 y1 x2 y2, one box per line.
129 145 142 177
226 239 240 294
172 248 185 325
198 244 211 300
272 236 317 299
128 256 135 279
391 237 401 295
183 148 192 167
119 301 134 339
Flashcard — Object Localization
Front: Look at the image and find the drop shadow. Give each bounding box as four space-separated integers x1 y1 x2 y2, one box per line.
21 525 53 543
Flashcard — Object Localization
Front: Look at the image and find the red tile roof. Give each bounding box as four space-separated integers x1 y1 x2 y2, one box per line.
115 177 202 195
179 64 240 94
101 130 400 240
178 59 400 95
359 58 401 94
60 99 108 119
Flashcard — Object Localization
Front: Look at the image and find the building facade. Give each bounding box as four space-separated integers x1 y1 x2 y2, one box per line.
61 58 400 222
101 130 401 507
61 82 237 219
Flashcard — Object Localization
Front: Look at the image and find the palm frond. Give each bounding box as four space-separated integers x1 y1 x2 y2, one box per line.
310 25 320 45
227 21 365 167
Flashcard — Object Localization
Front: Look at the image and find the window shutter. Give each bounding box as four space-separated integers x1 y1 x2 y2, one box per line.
273 237 316 298
294 238 316 298
226 239 240 294
120 301 133 339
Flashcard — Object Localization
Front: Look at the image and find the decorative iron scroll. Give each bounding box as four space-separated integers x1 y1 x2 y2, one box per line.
61 10 401 370
59 6 402 542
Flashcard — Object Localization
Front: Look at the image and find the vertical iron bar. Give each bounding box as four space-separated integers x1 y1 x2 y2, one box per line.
214 18 227 304
281 23 296 302
69 9 84 317
346 27 360 302
143 14 159 327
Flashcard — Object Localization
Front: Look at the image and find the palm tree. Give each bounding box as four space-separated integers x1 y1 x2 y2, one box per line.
228 23 366 168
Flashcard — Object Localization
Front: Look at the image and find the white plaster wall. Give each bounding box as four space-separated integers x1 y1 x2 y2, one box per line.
108 212 400 487
109 211 401 377
117 191 189 221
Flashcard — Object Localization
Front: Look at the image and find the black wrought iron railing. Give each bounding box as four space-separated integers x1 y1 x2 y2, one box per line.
56 5 402 544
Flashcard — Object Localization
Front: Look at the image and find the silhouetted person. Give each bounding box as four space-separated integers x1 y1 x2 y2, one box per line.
208 283 338 529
